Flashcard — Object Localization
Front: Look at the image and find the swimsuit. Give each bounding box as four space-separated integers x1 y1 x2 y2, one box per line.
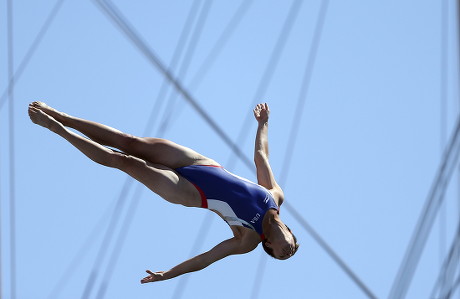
175 165 278 238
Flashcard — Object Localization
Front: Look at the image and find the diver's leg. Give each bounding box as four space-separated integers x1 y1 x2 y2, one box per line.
28 105 202 207
30 101 130 149
30 102 219 169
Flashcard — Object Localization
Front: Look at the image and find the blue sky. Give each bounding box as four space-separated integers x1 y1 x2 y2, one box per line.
1 1 460 298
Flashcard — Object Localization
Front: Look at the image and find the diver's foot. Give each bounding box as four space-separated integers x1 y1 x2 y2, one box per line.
30 101 67 124
28 104 64 133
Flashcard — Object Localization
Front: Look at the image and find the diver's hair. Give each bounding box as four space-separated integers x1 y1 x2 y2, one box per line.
262 225 299 259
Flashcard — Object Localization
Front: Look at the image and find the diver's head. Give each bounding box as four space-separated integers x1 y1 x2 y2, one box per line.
262 225 299 260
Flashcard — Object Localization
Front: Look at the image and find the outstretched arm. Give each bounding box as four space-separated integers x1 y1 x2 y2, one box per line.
253 103 284 204
141 236 258 283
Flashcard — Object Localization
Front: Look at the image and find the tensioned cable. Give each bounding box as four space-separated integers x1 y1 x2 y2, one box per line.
93 1 377 297
65 1 252 297
0 0 66 111
1 1 66 296
168 2 255 298
170 214 214 299
45 1 205 297
440 0 449 284
92 0 254 170
187 0 254 91
79 179 134 299
144 0 204 134
94 183 145 299
157 0 213 136
153 0 255 149
226 0 303 171
445 271 460 298
430 221 460 299
46 201 114 299
388 114 460 299
255 0 377 295
391 1 460 298
91 2 214 298
7 1 16 298
247 0 305 297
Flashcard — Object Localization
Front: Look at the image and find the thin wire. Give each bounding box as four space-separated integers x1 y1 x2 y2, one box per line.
388 114 460 299
158 0 213 136
94 1 377 297
45 0 204 292
169 2 255 297
187 0 254 91
226 0 303 171
251 1 379 298
440 226 460 298
171 214 214 299
92 0 254 170
144 0 204 135
45 201 114 299
448 272 460 298
7 0 16 298
91 1 213 297
94 183 144 299
430 221 460 298
278 0 327 187
157 0 255 142
248 0 304 296
79 179 134 299
0 0 66 111
440 0 448 276
250 252 267 299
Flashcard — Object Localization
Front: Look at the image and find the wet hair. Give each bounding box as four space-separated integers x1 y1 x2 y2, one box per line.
262 225 299 259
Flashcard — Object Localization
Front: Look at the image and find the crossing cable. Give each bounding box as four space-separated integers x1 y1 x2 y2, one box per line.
142 0 204 135
97 0 248 298
388 114 460 299
187 0 254 91
445 272 460 298
60 1 252 298
157 0 212 136
91 2 214 298
439 0 449 283
44 1 204 296
226 0 303 171
45 201 114 299
0 0 66 111
168 2 255 298
7 0 16 298
253 1 377 298
439 270 460 299
93 1 377 298
430 221 460 299
154 0 255 146
247 0 306 297
92 0 254 170
79 179 134 299
93 184 145 299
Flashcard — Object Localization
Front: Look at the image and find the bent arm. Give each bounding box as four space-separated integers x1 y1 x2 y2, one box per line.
141 237 257 283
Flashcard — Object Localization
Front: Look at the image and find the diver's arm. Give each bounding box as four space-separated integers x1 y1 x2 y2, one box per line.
253 104 284 204
141 236 258 283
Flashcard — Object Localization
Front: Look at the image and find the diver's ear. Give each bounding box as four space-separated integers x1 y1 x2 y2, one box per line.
264 240 273 248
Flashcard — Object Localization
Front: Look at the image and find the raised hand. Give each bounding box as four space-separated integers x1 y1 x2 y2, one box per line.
253 103 270 124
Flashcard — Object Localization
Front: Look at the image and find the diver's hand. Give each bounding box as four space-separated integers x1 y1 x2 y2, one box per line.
140 270 166 284
253 103 270 124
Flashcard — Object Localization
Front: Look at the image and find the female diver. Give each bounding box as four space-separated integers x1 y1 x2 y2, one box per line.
27 101 299 283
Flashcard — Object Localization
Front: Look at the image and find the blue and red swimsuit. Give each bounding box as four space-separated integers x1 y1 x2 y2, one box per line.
175 165 279 239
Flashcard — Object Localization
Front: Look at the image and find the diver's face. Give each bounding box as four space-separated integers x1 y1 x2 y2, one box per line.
266 235 295 260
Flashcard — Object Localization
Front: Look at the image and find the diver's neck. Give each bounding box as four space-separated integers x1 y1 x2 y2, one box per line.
262 209 281 239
